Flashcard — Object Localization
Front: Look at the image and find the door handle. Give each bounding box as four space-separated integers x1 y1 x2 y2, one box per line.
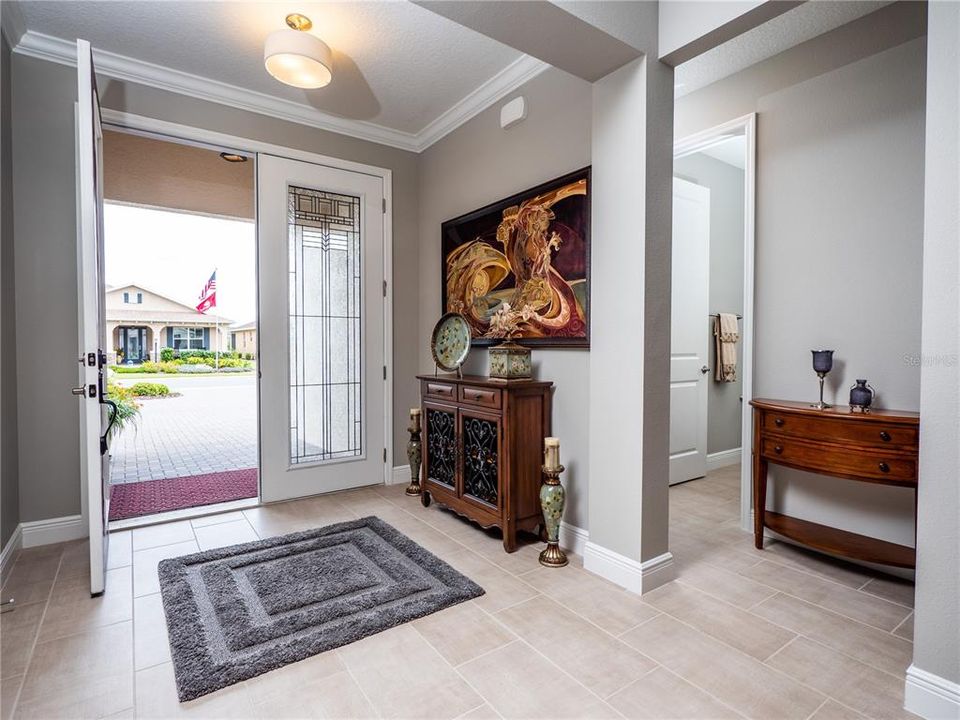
100 399 118 456
700 366 710 375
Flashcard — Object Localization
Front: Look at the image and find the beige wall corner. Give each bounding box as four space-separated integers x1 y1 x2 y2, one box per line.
587 53 674 593
908 3 960 718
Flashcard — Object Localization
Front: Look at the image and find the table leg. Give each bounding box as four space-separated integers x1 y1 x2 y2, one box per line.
752 409 766 549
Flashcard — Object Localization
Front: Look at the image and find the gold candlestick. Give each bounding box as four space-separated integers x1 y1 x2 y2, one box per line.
405 408 423 496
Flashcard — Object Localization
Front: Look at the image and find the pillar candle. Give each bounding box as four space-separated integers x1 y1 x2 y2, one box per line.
544 437 560 471
410 408 421 431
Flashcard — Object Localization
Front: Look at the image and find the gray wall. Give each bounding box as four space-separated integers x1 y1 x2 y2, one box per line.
10 53 420 524
1 34 19 549
674 152 745 455
418 67 592 530
910 0 960 696
675 3 926 546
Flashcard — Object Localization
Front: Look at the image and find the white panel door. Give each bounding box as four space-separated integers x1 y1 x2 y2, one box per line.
669 177 710 485
258 155 386 502
76 40 110 595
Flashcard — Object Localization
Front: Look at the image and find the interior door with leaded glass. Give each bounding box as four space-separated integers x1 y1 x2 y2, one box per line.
258 154 386 502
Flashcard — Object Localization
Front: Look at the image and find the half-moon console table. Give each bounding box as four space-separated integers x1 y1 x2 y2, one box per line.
750 398 919 568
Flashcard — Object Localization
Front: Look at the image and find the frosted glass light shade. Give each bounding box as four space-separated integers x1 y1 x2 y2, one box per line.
264 28 333 89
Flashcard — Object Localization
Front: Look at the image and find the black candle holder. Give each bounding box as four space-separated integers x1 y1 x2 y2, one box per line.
811 350 835 409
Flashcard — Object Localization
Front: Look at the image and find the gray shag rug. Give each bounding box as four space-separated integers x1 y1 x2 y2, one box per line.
158 516 484 701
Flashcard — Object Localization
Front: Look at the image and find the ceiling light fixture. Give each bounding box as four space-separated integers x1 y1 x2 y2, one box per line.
264 13 333 89
219 152 249 163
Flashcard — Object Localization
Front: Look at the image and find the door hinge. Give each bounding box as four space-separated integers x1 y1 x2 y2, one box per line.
382 198 386 214
383 365 387 380
383 448 387 463
383 279 387 297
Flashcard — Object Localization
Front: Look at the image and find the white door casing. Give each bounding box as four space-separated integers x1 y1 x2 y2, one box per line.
258 154 387 502
76 39 110 595
669 177 711 485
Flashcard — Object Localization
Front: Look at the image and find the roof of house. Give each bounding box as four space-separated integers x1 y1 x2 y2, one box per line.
230 320 257 332
106 282 233 325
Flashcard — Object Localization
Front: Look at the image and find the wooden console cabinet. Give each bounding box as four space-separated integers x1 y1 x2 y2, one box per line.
418 374 552 552
750 398 919 568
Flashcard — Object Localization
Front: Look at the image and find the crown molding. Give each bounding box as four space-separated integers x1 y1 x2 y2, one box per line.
0 1 26 47
416 55 548 149
12 30 548 154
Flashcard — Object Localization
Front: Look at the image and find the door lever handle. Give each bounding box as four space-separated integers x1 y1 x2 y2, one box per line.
72 384 95 397
700 366 710 375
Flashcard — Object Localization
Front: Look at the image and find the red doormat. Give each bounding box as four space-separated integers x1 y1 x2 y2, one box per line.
109 468 258 521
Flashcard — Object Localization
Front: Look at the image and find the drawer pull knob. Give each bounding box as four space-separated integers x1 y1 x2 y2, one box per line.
878 462 890 473
879 431 891 442
774 445 783 455
774 418 785 427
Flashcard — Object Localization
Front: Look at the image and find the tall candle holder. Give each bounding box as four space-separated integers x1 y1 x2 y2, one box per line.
405 408 423 496
811 350 835 409
539 437 568 568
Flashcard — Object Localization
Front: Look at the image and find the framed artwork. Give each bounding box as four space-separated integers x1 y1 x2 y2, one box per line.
441 167 591 347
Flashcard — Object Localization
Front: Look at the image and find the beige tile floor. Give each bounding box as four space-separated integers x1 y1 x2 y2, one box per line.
1 466 917 719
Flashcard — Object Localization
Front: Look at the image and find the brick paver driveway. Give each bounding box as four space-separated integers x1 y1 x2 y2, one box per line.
109 374 257 484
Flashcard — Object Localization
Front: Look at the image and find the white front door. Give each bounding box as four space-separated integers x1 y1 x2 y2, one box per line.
669 177 711 485
258 155 387 502
75 40 110 595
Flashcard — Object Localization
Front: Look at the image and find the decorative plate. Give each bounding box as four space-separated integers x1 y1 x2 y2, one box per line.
431 313 471 372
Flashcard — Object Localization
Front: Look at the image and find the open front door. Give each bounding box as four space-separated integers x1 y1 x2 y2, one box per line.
76 40 110 595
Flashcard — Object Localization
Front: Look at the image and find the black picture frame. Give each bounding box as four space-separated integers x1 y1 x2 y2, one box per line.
440 166 591 348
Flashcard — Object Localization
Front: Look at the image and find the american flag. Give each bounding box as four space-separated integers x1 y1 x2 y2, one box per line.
196 270 217 314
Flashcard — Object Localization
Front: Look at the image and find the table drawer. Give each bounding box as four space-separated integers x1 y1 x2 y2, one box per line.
459 385 502 409
761 437 916 484
762 412 918 449
422 380 456 402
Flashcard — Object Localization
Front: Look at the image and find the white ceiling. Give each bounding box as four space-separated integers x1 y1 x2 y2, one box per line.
674 0 894 97
12 1 534 146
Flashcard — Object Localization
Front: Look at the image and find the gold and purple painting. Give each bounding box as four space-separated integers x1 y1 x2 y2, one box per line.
441 168 590 347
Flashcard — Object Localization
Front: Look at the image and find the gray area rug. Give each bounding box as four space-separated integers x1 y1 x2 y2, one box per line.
158 516 484 701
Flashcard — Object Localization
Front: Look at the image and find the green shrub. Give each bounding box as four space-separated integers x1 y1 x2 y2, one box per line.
157 361 180 374
160 347 175 362
106 383 140 436
184 356 209 365
129 382 170 397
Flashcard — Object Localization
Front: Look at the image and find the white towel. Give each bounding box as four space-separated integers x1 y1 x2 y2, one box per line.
714 313 739 383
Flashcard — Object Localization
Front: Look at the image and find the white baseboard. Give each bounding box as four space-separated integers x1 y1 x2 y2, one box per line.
21 514 86 548
390 465 411 485
1 525 23 586
583 540 676 595
905 665 960 719
706 447 742 472
559 521 588 556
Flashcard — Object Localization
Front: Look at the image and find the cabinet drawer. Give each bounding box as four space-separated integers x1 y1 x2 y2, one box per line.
423 380 456 402
761 437 916 485
762 412 918 449
459 385 502 409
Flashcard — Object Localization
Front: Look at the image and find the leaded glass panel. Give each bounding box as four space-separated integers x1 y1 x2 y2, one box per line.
288 186 363 465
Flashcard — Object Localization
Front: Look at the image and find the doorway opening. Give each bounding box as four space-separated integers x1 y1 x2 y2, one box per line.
669 115 756 532
101 129 259 524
